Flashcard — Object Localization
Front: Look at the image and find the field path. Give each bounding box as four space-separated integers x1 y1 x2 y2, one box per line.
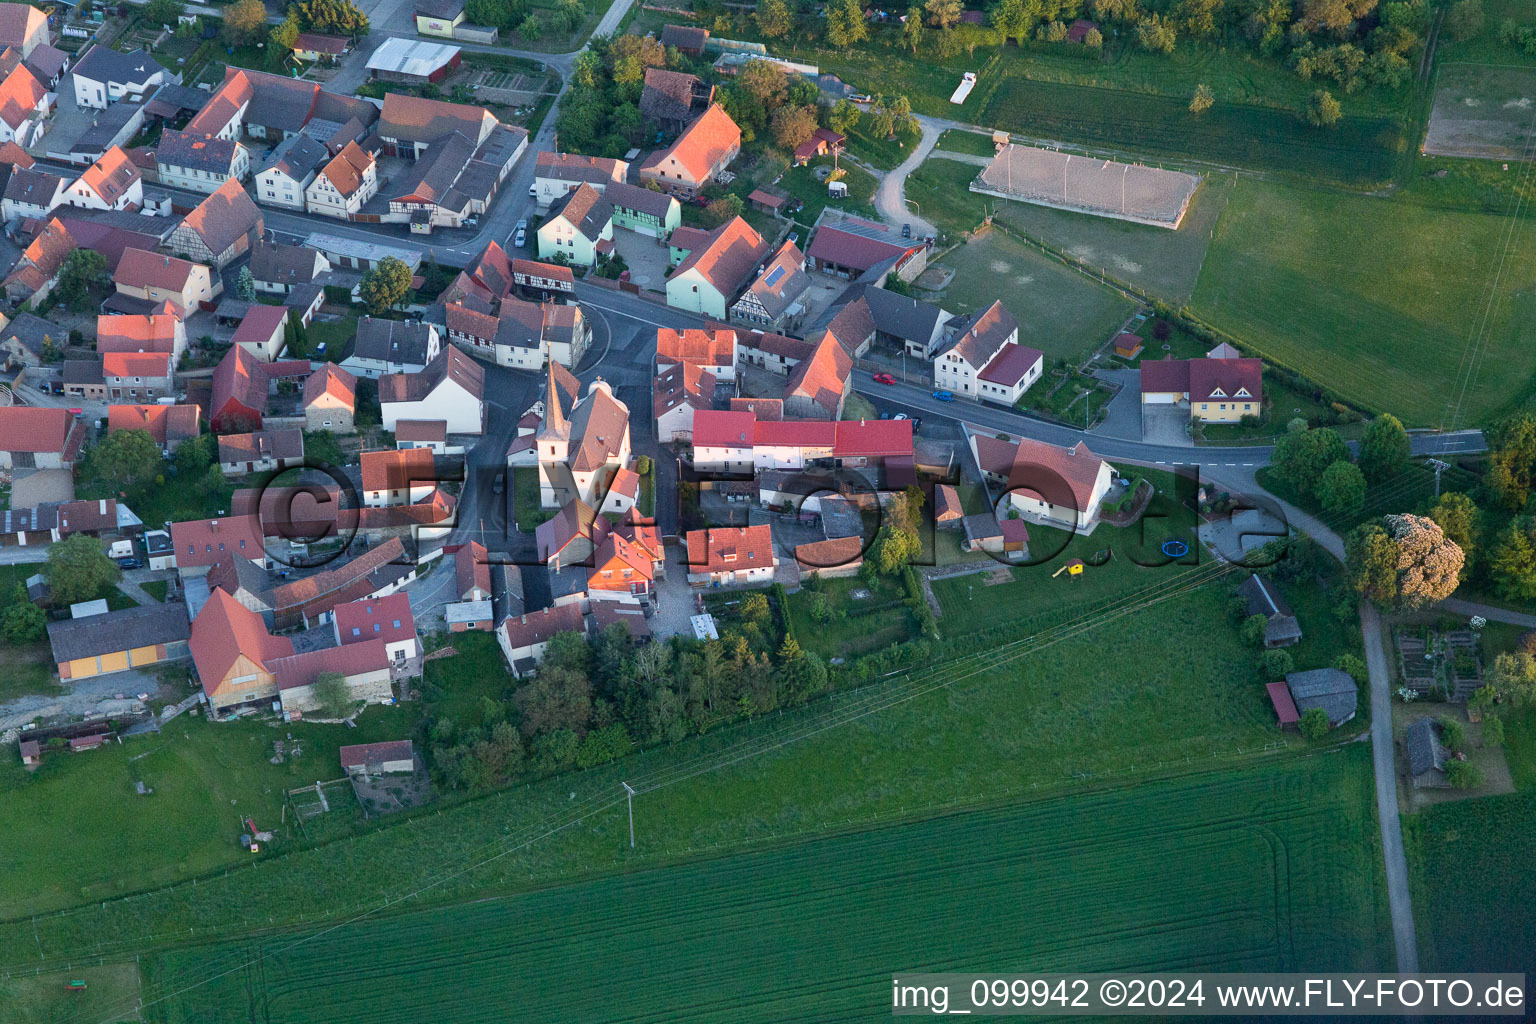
874 115 941 237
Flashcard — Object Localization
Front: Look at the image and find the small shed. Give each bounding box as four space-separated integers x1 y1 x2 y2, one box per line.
70 734 107 752
1285 668 1358 728
1238 574 1302 648
748 188 788 214
933 483 964 526
1112 332 1143 359
339 740 416 776
1407 717 1451 788
19 739 40 765
962 511 1003 553
1066 19 1098 43
1266 681 1299 729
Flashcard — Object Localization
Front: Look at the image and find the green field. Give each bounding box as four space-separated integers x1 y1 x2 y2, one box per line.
932 229 1135 362
142 747 1389 1022
1190 177 1536 426
0 706 420 917
0 961 141 1024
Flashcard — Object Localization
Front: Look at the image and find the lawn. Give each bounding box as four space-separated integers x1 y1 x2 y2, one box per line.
1190 177 1536 427
145 747 1389 1022
842 119 923 172
785 574 917 661
420 630 513 732
512 466 547 530
933 228 1136 363
305 314 356 362
140 579 169 603
0 704 422 918
0 564 53 701
934 128 998 158
0 960 141 1024
776 157 878 226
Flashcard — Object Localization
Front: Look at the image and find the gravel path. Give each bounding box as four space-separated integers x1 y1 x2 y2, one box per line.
873 117 941 238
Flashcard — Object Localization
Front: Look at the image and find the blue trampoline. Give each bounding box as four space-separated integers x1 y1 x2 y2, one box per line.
1161 538 1189 558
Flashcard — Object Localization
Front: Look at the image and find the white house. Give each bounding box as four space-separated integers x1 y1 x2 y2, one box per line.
0 64 49 147
378 345 485 435
933 300 1022 401
535 183 612 268
340 318 441 378
970 431 1114 533
665 216 767 321
71 46 172 109
496 603 585 676
63 146 143 211
531 151 626 211
304 140 378 220
253 134 329 211
156 130 250 194
360 448 437 507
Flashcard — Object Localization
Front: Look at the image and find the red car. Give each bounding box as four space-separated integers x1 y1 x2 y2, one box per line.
872 373 896 385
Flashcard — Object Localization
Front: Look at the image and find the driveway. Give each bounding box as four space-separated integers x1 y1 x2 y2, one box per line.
1139 404 1192 448
872 116 939 237
1089 367 1141 441
10 468 74 507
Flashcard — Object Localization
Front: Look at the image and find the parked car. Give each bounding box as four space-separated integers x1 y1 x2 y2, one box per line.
513 219 528 248
116 557 142 569
893 413 909 420
902 223 912 239
872 372 896 385
493 472 505 495
931 390 954 402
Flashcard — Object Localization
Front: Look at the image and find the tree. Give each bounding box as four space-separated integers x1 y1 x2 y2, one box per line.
1306 89 1342 126
1482 714 1504 747
1260 647 1293 679
222 0 269 45
143 0 184 26
925 0 963 28
740 592 769 622
518 13 542 40
237 265 257 302
1445 758 1484 790
1298 706 1331 739
1486 412 1536 510
756 0 795 37
1084 26 1104 45
826 0 869 47
1350 514 1462 609
1445 0 1484 40
1428 492 1480 580
1439 716 1466 753
1136 12 1178 52
514 664 592 737
0 584 44 645
990 0 1033 40
270 11 301 51
1334 652 1366 683
1488 517 1536 601
1240 613 1269 647
467 0 528 29
828 98 861 136
1189 83 1214 114
551 0 583 33
295 0 369 35
45 533 120 608
704 194 743 227
312 672 354 718
902 6 926 51
738 59 789 106
771 105 819 150
1270 426 1348 499
1318 460 1366 515
80 428 163 494
56 249 108 313
1358 413 1410 483
1346 522 1398 607
1485 650 1536 705
359 256 413 314
572 49 602 89
1175 0 1222 37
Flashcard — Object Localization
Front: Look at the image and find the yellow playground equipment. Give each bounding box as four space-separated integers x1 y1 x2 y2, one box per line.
1052 558 1086 579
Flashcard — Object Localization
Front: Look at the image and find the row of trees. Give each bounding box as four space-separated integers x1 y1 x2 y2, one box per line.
1270 413 1409 516
223 0 369 51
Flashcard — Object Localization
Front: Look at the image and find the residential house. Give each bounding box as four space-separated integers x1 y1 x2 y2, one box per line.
655 326 736 381
535 498 600 569
605 180 680 238
587 531 657 604
684 525 777 587
303 363 356 431
0 166 64 222
333 592 420 665
341 317 441 378
654 361 716 443
113 248 218 316
446 292 590 370
496 602 586 676
189 588 294 714
47 602 190 681
63 146 143 211
0 3 48 59
531 150 626 211
360 448 437 507
446 601 492 632
1284 668 1358 728
1237 574 1302 648
304 140 378 220
794 535 864 578
379 345 486 435
0 64 48 146
454 540 491 601
536 182 613 267
228 304 289 361
60 359 106 402
973 343 1045 407
254 133 329 211
532 370 632 510
0 407 86 469
512 257 575 296
0 311 55 368
207 345 311 431
155 130 250 193
731 240 810 332
269 638 394 717
169 514 269 577
933 300 1023 400
218 428 304 477
639 103 740 196
395 419 447 452
107 403 200 450
376 95 525 233
268 536 424 630
783 334 852 420
169 178 264 268
1140 350 1264 423
72 46 172 108
250 241 331 295
292 33 351 63
970 431 1114 533
96 312 186 366
102 350 172 401
666 216 768 319
639 67 713 134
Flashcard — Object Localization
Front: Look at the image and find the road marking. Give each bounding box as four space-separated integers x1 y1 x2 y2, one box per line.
1156 460 1165 464
1243 463 1254 466
580 298 699 331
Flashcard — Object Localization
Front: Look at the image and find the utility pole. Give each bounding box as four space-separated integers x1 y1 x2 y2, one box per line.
621 781 637 848
1426 458 1449 498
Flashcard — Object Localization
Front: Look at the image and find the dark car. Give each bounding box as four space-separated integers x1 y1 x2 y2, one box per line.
116 557 142 569
493 472 505 495
931 390 954 402
902 223 912 238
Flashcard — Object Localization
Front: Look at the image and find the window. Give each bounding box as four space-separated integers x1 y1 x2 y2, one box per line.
351 627 361 637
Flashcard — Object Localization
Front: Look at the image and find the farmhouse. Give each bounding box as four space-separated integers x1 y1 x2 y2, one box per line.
228 304 290 361
379 345 486 435
270 638 395 716
606 180 680 238
531 150 626 210
496 603 585 676
170 178 265 268
170 514 269 577
1 167 64 223
654 361 716 443
640 67 714 134
305 140 379 220
0 64 49 147
102 350 173 401
361 448 437 507
47 602 191 681
638 103 741 197
254 134 329 210
0 3 47 58
933 300 1034 402
341 317 442 378
783 335 853 420
731 240 810 332
666 216 769 319
251 241 331 295
656 326 736 380
805 215 926 281
207 345 311 432
969 431 1113 533
0 407 86 470
155 130 249 194
685 525 777 587
1237 574 1302 648
1140 352 1264 423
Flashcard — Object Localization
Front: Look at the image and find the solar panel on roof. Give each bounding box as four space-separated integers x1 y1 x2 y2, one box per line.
764 265 785 287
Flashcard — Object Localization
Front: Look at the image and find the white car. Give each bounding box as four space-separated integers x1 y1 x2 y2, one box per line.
513 219 528 248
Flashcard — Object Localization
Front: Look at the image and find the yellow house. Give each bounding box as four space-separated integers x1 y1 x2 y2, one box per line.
1139 350 1264 424
414 0 466 38
47 603 191 682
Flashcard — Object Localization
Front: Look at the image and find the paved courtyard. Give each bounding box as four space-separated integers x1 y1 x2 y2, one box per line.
609 228 672 291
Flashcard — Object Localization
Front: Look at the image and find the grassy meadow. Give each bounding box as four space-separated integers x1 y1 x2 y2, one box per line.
139 747 1389 1023
1189 177 1536 427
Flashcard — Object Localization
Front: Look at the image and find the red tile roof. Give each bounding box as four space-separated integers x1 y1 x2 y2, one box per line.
102 350 170 379
640 103 739 183
672 216 767 297
805 222 916 273
977 343 1043 386
230 304 289 352
293 32 350 55
107 403 200 445
691 409 756 449
1140 356 1263 405
360 448 435 492
933 484 964 522
0 63 44 131
339 739 415 769
653 360 715 420
455 540 490 599
783 334 851 417
832 419 913 458
685 525 775 574
189 588 293 696
333 592 416 647
394 418 445 443
1005 436 1107 512
1267 680 1300 725
498 603 585 650
0 406 76 454
114 247 202 293
171 514 265 570
753 419 835 448
303 363 356 410
97 313 180 354
656 327 736 367
268 637 389 692
75 146 140 206
793 534 863 571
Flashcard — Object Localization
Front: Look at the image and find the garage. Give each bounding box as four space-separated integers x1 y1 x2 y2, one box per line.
46 604 192 683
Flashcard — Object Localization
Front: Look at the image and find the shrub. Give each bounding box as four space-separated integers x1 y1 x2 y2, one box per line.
1240 613 1269 647
1439 717 1466 753
1260 648 1293 678
1298 707 1330 740
1445 758 1484 790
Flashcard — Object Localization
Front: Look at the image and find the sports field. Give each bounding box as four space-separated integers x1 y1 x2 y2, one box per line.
1190 178 1536 426
1424 65 1536 160
141 748 1389 1023
934 229 1136 362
